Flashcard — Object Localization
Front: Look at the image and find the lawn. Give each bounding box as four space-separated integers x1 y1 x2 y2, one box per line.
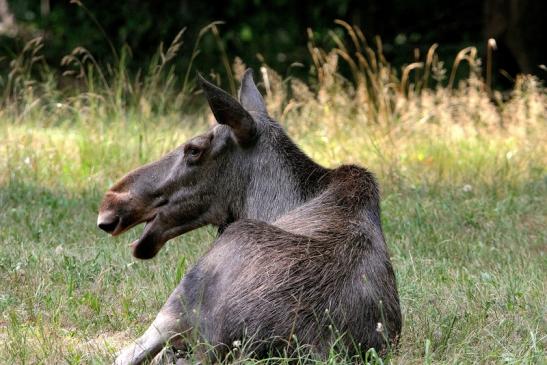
0 36 545 364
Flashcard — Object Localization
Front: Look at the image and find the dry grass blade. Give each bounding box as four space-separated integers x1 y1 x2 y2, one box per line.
162 28 186 65
183 21 225 93
448 46 478 89
486 38 497 93
211 23 236 95
69 0 119 63
401 62 424 95
329 30 359 83
334 19 362 53
422 43 439 90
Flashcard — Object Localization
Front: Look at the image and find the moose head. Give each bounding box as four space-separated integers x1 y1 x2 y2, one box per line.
97 70 321 259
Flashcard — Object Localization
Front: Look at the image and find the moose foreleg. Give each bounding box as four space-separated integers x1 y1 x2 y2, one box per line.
114 290 190 365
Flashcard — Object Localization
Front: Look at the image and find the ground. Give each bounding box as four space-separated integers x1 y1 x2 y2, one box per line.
0 48 545 364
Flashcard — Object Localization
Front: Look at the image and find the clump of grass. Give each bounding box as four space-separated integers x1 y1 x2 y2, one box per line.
0 20 545 364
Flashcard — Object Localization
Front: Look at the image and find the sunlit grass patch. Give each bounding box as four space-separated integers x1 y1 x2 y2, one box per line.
1 120 202 191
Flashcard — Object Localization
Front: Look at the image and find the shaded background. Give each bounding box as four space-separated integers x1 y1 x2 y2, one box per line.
1 0 545 88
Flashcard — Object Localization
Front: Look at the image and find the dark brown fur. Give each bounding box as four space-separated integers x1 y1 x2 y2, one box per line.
98 70 401 364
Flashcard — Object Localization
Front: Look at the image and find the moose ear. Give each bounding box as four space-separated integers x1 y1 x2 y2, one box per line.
197 73 257 145
239 69 267 115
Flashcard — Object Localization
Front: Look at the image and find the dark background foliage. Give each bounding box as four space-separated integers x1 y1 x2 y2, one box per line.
2 0 545 87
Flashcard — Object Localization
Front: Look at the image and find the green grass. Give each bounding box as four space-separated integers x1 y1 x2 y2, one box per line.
0 29 546 364
1 109 545 364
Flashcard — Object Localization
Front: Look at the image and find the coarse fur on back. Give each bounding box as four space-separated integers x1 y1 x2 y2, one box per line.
98 69 402 364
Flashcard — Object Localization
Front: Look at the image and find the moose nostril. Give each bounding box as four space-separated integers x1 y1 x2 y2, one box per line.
97 215 120 233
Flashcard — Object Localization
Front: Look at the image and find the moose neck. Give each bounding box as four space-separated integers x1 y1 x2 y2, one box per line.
239 129 330 223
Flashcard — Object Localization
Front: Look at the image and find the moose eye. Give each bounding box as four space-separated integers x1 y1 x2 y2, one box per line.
185 146 202 160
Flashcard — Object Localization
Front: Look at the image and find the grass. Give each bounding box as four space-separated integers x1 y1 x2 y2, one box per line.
0 23 546 364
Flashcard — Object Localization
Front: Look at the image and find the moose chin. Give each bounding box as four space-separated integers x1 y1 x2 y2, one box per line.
98 69 402 364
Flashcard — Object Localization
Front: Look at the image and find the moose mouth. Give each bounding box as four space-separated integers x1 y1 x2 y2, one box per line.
107 216 149 237
98 211 163 259
99 206 204 259
129 215 163 259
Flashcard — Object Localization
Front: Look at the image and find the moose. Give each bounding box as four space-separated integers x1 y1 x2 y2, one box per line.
97 69 402 364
